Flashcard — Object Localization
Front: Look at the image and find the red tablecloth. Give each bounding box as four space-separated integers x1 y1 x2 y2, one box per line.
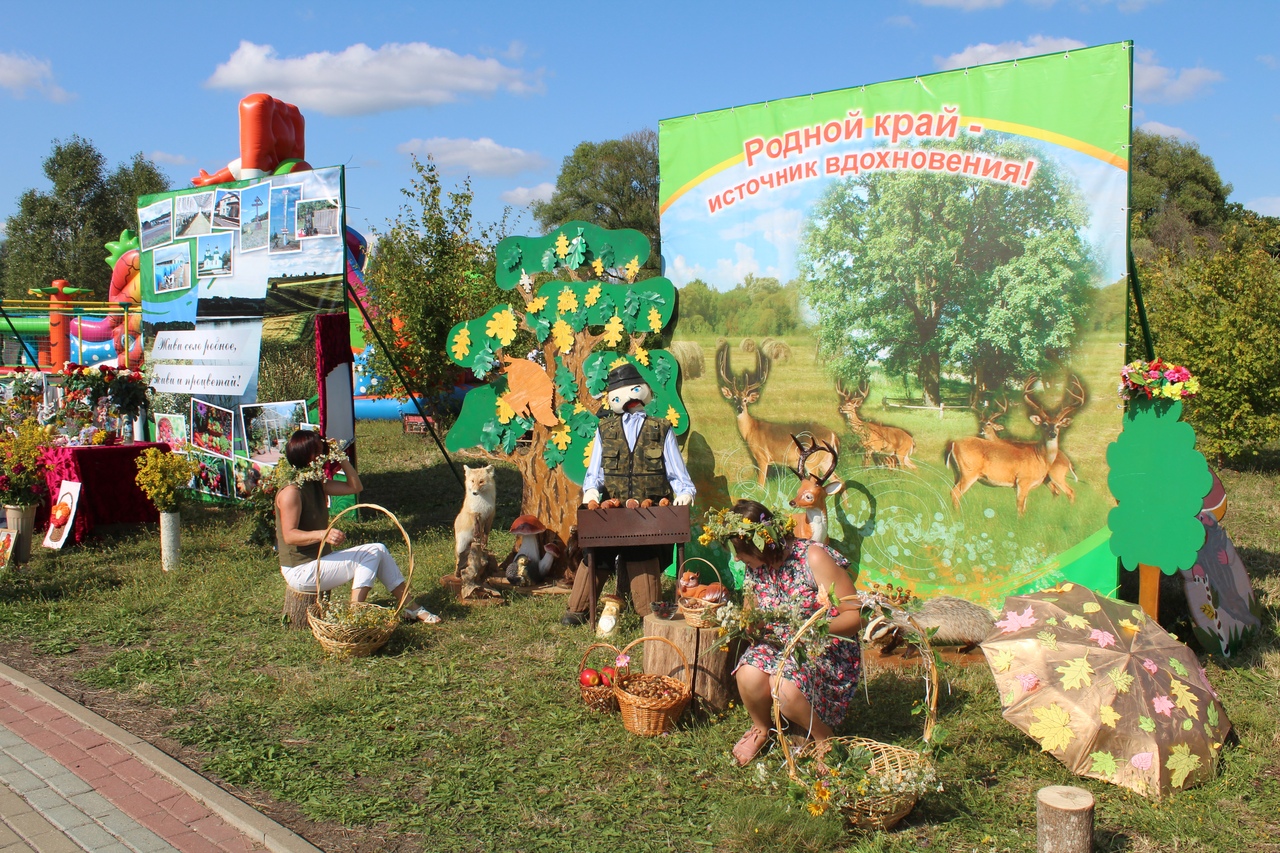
36 443 170 545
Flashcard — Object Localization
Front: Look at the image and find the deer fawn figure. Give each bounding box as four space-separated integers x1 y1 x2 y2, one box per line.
945 375 1085 515
788 435 843 544
835 379 917 469
714 341 841 487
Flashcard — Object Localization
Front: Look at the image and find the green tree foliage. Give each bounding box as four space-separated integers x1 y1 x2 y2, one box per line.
1134 233 1280 461
677 275 803 336
364 156 508 406
799 136 1095 404
1130 129 1232 258
1 137 169 300
533 130 660 271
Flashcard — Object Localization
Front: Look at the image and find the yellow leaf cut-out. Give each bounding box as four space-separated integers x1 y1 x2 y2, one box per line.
991 649 1015 673
549 422 571 450
495 396 515 425
1108 667 1134 694
609 357 630 370
485 309 518 346
554 232 570 258
527 296 547 313
1064 614 1089 630
1082 602 1101 613
1118 619 1140 633
625 257 640 282
450 327 471 360
633 346 649 366
1056 656 1094 690
585 283 601 307
573 402 587 414
1098 704 1120 728
551 320 574 354
1027 704 1075 753
647 305 663 332
591 259 604 277
583 441 594 467
602 315 625 346
1166 743 1201 789
1170 679 1200 718
665 406 680 428
557 287 578 314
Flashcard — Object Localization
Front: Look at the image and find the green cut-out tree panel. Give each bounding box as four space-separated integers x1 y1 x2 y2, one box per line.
1107 397 1211 575
445 221 687 544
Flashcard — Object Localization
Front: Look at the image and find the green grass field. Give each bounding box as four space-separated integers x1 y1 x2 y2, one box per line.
0 422 1275 852
672 331 1124 606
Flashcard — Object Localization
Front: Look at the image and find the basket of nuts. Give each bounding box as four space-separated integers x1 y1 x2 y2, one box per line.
612 636 691 736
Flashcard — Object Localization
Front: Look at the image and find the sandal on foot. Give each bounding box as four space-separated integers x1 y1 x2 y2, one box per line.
402 606 441 624
732 727 770 766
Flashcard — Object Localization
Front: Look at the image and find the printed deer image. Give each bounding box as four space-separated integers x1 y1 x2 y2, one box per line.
788 435 843 544
945 375 1086 515
715 341 841 486
974 397 1010 439
836 379 917 469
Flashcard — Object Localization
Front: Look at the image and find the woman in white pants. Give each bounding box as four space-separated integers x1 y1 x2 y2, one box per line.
275 430 439 623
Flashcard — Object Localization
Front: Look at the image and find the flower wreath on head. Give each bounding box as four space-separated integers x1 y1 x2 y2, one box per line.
699 506 795 551
275 437 350 489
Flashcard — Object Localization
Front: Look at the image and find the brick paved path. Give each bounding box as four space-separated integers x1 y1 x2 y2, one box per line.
0 664 319 853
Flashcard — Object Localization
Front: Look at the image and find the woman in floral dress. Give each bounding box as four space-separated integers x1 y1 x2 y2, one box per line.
723 500 862 765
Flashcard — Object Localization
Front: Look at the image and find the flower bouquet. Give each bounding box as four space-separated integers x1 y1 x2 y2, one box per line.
1119 358 1199 402
107 368 150 422
0 420 54 507
135 448 199 513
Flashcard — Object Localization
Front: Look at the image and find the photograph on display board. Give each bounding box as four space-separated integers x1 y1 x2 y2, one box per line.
43 481 82 550
233 457 272 499
174 191 214 238
152 242 193 294
192 452 234 499
138 198 173 251
657 43 1131 606
240 400 308 465
0 529 14 574
239 183 270 252
296 198 340 238
268 185 302 253
212 189 240 229
153 413 189 452
190 398 235 459
197 232 233 277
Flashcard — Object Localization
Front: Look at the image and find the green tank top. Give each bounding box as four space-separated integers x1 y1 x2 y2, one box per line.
276 481 329 568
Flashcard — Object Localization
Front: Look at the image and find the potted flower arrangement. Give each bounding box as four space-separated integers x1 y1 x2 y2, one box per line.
1118 358 1199 404
0 419 54 563
135 448 199 571
106 368 150 442
59 363 111 429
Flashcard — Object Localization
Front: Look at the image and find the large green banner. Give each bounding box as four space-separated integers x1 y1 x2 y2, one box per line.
659 42 1131 605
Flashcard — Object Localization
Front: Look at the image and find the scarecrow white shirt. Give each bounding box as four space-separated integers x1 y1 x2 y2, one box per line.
582 410 696 499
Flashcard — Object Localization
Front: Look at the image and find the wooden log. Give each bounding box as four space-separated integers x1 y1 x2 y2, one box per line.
282 586 318 631
1036 785 1094 853
642 613 739 713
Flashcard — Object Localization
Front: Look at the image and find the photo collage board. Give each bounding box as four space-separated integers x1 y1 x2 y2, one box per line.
137 165 345 501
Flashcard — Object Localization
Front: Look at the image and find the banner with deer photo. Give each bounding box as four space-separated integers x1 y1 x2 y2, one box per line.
658 42 1131 605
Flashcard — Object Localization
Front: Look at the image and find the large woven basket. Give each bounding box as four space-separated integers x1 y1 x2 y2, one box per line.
306 503 414 658
775 596 938 832
577 642 620 714
612 636 692 736
677 557 726 628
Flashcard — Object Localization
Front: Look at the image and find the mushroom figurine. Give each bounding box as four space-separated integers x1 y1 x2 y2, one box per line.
501 514 555 586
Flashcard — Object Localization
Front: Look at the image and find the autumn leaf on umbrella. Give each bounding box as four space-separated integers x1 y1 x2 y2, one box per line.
1082 602 1101 613
557 286 579 314
1170 680 1200 717
1064 614 1089 631
1142 659 1159 675
1166 744 1202 788
1027 704 1075 752
585 283 601 306
602 315 625 346
991 649 1015 673
1168 657 1189 678
1090 629 1117 649
1207 703 1219 727
451 327 472 360
1099 704 1120 728
1153 695 1175 717
1138 715 1156 733
551 320 574 354
1037 631 1059 650
1055 657 1094 690
1090 751 1118 777
996 606 1037 633
485 309 518 346
1130 751 1153 771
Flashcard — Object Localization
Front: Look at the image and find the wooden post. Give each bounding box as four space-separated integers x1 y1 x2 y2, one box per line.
642 613 738 712
1036 785 1094 853
282 587 316 630
1137 563 1161 621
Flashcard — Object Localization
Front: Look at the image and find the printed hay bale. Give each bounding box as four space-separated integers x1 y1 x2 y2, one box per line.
739 338 758 353
668 341 704 381
760 338 792 364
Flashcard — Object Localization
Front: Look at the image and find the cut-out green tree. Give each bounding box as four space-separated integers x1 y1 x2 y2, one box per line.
444 221 687 543
1107 398 1211 574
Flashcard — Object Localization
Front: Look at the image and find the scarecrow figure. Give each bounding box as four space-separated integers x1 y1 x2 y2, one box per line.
561 363 696 625
499 514 562 586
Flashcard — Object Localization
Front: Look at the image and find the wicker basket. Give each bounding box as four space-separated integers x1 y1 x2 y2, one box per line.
306 503 415 658
677 557 726 628
577 642 620 713
612 636 692 736
774 596 938 832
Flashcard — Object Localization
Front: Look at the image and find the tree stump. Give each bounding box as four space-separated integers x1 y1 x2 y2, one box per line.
283 586 318 630
642 613 738 712
1036 785 1094 853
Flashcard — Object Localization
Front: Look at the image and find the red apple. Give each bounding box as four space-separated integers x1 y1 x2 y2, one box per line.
579 668 601 687
600 666 617 686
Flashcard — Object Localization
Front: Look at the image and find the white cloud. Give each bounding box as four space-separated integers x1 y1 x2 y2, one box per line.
148 150 194 166
716 209 804 262
668 244 781 291
1259 55 1279 70
0 51 71 102
206 41 541 116
884 14 916 26
500 182 555 206
936 35 1086 70
396 137 547 176
1137 121 1194 141
1133 49 1222 103
1245 197 1280 217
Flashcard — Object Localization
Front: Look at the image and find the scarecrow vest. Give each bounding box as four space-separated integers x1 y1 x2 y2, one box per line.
598 413 672 502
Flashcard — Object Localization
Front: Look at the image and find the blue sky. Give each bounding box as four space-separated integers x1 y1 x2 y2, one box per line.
2 0 1277 262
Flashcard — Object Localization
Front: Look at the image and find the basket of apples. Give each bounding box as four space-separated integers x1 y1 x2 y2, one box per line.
577 642 621 713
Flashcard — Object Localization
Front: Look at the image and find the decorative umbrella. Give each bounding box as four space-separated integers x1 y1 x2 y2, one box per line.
981 582 1231 798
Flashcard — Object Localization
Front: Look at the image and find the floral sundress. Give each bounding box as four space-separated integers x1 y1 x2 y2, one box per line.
733 539 862 729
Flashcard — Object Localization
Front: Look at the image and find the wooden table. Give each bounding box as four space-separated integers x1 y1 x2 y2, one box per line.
642 613 739 713
576 505 690 626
